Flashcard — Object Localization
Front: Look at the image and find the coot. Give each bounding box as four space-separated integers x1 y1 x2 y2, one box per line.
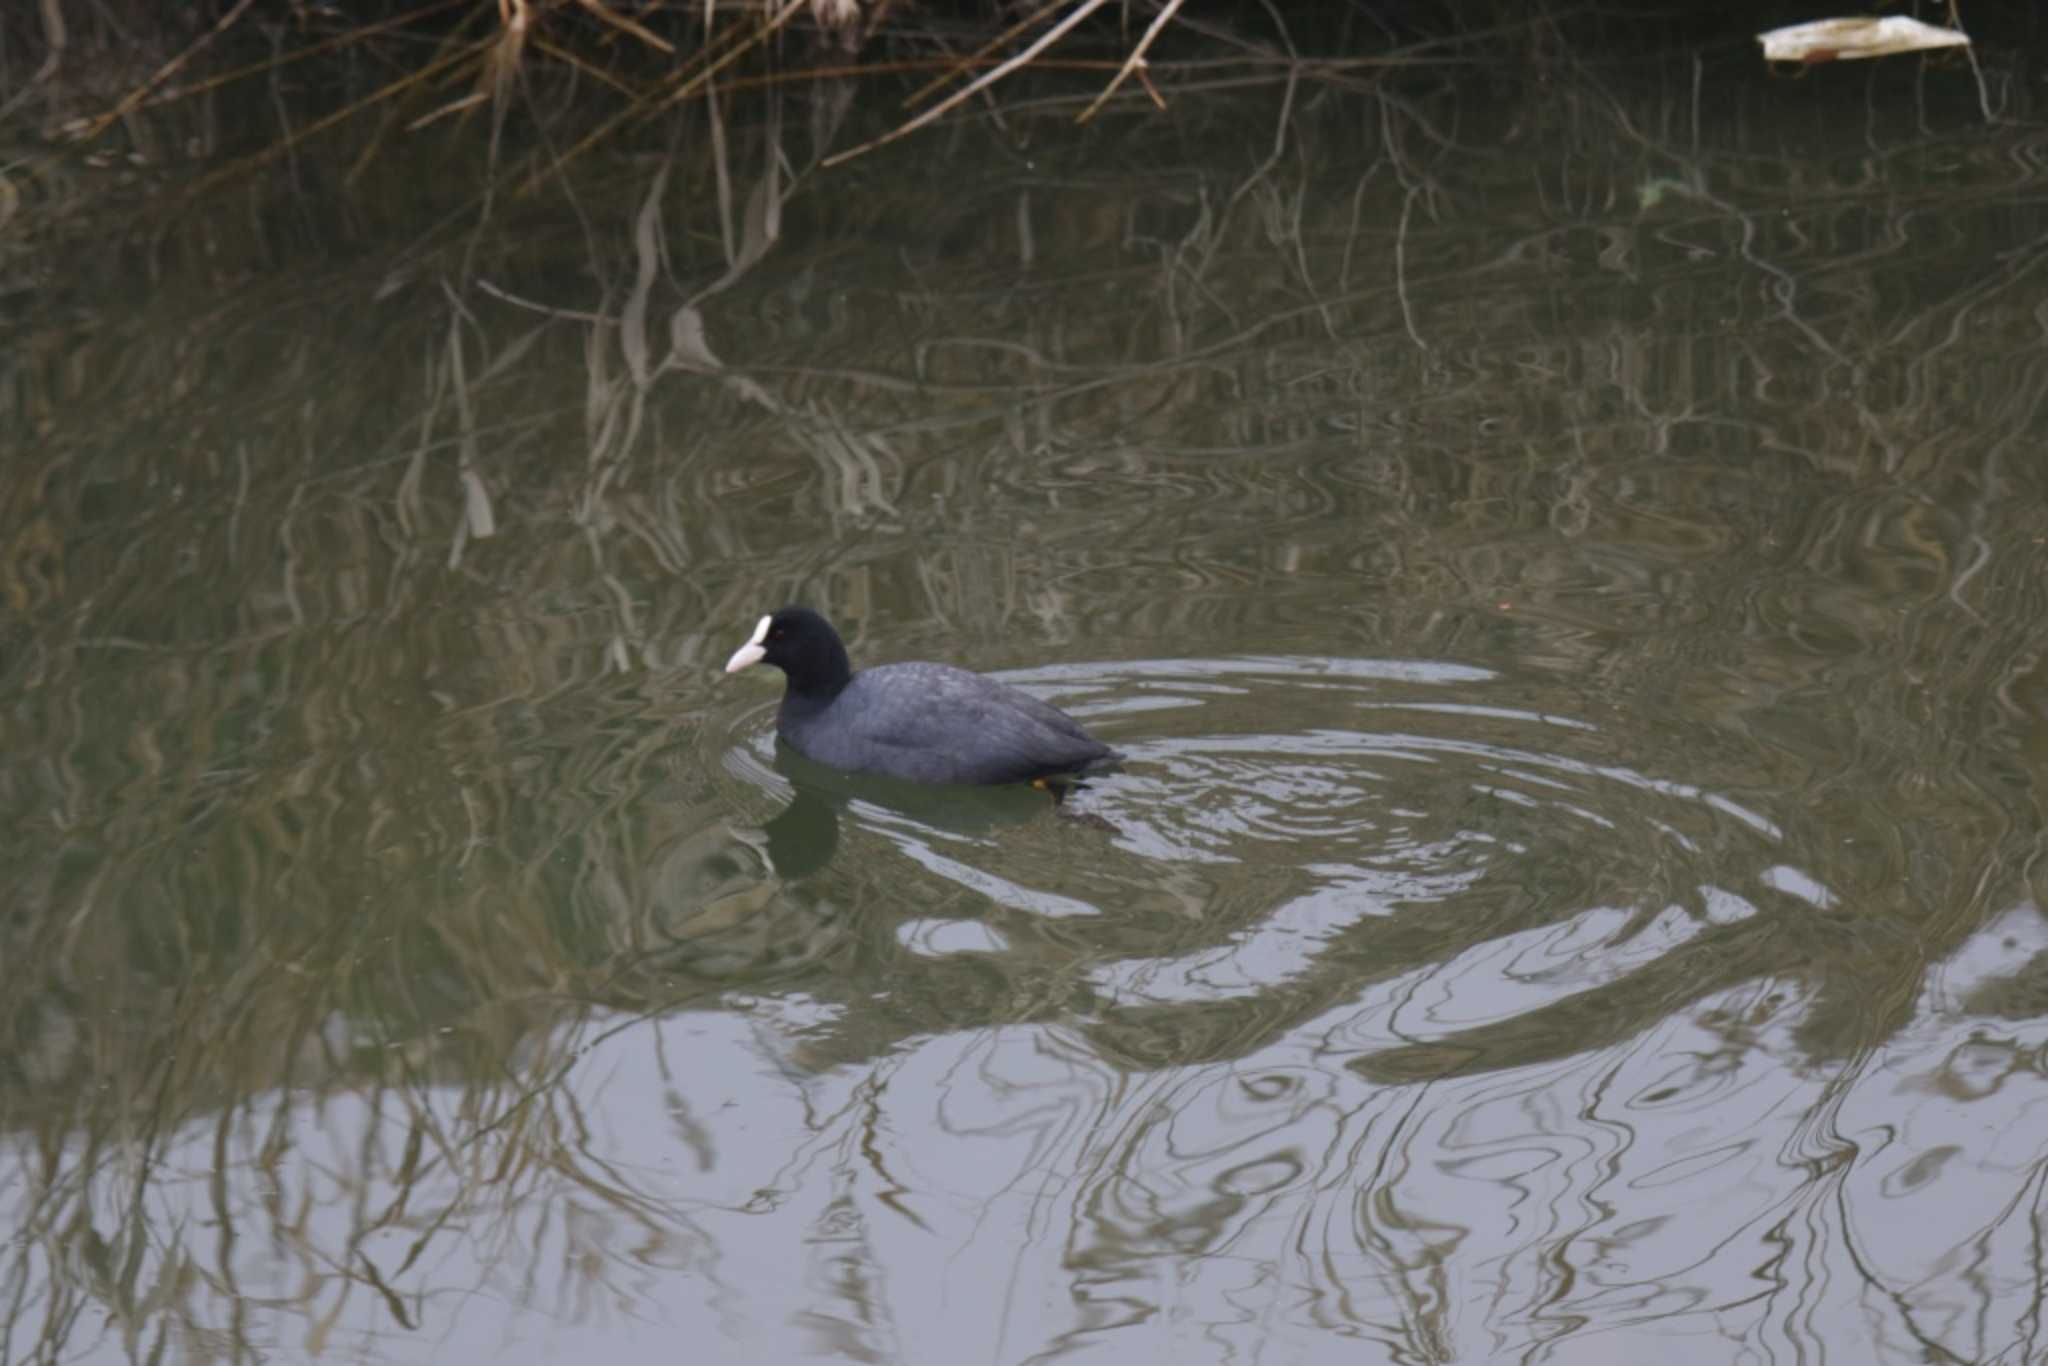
725 607 1121 786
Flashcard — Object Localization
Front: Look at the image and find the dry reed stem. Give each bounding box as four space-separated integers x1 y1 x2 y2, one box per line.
574 0 676 55
903 0 1070 109
75 0 259 143
530 36 641 96
647 0 812 114
822 0 1112 167
513 0 808 196
474 0 530 132
1076 0 1187 123
54 1 1404 201
185 36 488 200
119 0 471 113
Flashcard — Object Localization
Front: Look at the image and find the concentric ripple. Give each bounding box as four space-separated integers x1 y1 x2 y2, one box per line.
721 651 1818 1044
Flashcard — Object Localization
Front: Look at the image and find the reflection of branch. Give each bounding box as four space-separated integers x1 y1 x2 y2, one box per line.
1377 87 1439 359
355 1249 417 1330
1395 186 1427 355
1351 920 1779 1085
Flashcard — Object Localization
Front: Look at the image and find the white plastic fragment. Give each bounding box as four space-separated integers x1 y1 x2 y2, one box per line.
1757 16 1970 63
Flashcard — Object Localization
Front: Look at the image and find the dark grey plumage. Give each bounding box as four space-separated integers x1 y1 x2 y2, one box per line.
726 607 1120 786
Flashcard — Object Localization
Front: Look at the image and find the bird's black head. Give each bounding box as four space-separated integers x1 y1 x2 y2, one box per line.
724 606 853 697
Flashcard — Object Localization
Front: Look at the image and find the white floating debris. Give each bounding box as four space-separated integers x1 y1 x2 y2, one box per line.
1757 16 1970 63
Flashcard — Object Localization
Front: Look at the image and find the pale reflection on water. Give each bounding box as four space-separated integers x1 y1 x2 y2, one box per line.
20 908 2043 1366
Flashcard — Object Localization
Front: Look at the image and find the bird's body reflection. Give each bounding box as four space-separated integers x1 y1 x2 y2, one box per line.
758 742 1106 880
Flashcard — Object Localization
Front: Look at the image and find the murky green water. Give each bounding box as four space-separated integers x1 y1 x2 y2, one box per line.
6 35 2048 1366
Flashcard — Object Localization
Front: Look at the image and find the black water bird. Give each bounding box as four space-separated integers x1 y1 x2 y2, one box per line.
725 607 1121 788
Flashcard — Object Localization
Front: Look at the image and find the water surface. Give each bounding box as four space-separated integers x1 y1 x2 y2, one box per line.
5 31 2048 1366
